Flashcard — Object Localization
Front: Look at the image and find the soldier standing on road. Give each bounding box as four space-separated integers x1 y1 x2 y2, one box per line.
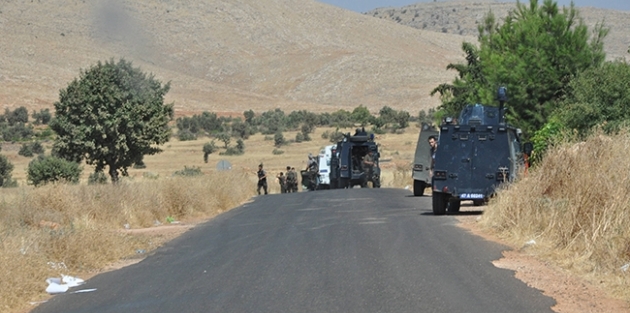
305 153 319 191
428 135 438 178
257 164 268 195
362 150 376 186
286 166 297 193
276 172 287 193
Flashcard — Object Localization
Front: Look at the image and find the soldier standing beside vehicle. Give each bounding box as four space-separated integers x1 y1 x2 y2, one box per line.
362 150 376 186
428 135 437 178
257 164 268 195
305 153 319 190
276 172 287 193
286 166 297 193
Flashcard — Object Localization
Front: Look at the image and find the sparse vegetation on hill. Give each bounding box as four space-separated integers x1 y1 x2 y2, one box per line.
367 0 630 60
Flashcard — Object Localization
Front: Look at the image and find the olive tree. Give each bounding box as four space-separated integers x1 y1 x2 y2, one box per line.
50 58 173 183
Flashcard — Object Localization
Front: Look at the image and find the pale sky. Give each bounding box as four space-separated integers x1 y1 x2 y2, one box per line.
317 0 630 12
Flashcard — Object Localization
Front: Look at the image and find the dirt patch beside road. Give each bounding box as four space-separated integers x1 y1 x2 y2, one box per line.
456 205 630 313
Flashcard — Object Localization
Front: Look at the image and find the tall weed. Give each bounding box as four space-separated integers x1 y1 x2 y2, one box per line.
480 129 630 298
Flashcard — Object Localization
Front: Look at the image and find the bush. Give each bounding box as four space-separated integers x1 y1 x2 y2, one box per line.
295 132 304 143
272 149 285 155
173 166 203 177
32 108 52 125
220 147 244 156
178 129 197 141
274 131 286 147
2 123 34 142
18 142 45 157
88 171 109 185
31 141 45 154
321 130 330 139
18 143 33 157
0 154 15 187
328 128 345 143
27 155 82 186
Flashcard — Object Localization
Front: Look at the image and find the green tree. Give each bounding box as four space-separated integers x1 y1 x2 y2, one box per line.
431 41 486 117
394 110 410 129
202 141 217 163
50 58 173 183
351 105 372 126
432 0 607 137
557 61 630 136
27 155 82 186
378 106 398 124
244 109 256 125
216 132 231 148
6 106 29 126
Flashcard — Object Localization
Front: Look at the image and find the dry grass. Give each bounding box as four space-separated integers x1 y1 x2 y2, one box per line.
0 172 256 312
479 129 630 300
0 125 419 312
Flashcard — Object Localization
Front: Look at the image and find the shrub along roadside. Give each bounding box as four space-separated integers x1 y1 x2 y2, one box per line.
0 171 256 313
480 128 630 300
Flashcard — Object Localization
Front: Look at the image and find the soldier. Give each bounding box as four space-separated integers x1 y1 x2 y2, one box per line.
276 172 287 193
286 166 298 193
256 164 268 195
362 150 376 186
305 153 319 191
428 135 438 178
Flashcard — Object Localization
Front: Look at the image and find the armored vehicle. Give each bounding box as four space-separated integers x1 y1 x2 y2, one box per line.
431 88 532 215
330 129 381 189
412 124 439 196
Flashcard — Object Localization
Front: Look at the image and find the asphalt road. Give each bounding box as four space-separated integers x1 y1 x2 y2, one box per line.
33 188 555 313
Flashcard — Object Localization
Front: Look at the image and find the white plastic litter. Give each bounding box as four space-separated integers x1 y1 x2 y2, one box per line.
45 275 86 294
46 282 69 294
621 263 630 272
62 274 85 287
524 239 536 246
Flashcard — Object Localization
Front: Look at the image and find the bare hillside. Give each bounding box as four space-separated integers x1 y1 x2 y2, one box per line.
366 0 630 60
0 0 478 115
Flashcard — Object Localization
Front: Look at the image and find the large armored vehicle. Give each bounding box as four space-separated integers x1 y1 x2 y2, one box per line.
431 88 532 215
412 124 439 196
330 129 381 189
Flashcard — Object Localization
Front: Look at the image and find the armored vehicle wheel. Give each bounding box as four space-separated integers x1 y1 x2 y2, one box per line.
432 192 449 215
373 177 381 188
330 180 338 189
413 180 426 196
340 178 350 189
448 199 461 213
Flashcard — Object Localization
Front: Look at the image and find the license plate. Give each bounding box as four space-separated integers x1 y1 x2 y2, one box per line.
460 193 484 199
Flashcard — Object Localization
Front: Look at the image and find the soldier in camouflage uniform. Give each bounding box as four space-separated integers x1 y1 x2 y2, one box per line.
362 150 376 187
286 166 298 193
276 172 287 193
256 164 268 195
